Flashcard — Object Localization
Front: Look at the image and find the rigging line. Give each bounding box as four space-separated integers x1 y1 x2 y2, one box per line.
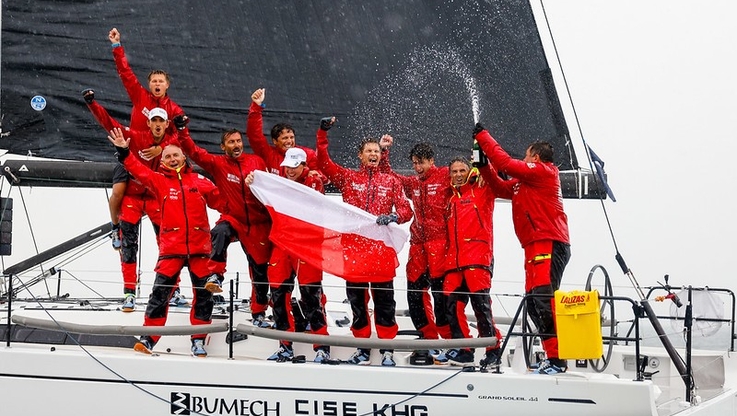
15 275 212 416
53 240 112 299
537 0 621 253
14 185 53 296
14 186 42 260
10 225 110 299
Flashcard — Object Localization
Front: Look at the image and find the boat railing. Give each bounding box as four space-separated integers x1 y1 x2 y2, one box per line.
640 283 736 352
498 292 646 377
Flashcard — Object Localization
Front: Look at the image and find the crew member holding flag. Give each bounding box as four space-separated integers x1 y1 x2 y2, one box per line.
253 148 332 364
316 117 413 367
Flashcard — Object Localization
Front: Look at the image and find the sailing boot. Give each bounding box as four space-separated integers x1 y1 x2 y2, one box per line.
480 348 502 373
134 336 155 355
121 294 136 312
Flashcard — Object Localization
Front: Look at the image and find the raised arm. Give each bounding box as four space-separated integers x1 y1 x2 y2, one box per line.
315 117 347 188
109 28 146 106
245 88 276 162
376 134 414 195
479 164 514 200
82 89 123 133
474 124 539 181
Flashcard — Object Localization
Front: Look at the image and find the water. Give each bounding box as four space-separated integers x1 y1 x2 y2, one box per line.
346 42 482 166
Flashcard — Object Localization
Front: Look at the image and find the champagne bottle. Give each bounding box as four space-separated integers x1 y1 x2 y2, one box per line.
472 138 488 167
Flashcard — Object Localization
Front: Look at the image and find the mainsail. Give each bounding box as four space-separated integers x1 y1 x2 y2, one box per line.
0 0 605 198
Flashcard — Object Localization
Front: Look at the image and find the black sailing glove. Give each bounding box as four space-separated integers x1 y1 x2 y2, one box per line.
172 114 190 130
320 117 336 131
115 145 130 163
473 122 485 137
376 213 399 226
82 88 95 104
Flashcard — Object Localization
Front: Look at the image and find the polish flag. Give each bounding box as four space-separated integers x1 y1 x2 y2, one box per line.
249 171 409 283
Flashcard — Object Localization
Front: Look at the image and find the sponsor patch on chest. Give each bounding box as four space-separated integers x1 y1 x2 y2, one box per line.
168 188 180 200
227 173 240 184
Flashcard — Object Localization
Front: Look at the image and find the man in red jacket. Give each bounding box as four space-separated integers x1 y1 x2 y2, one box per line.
174 115 274 328
108 28 183 131
108 128 221 358
105 28 184 255
82 93 179 312
442 157 504 371
379 139 452 363
246 88 321 176
317 117 413 367
474 123 571 375
256 147 331 363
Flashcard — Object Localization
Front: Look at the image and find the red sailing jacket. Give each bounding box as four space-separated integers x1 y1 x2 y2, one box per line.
86 101 178 197
178 128 271 229
380 153 450 245
316 129 413 222
475 130 570 247
121 155 220 257
295 166 325 193
112 46 183 132
445 169 495 272
246 102 319 176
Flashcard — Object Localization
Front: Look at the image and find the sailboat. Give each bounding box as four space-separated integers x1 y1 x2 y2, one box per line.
1 1 736 415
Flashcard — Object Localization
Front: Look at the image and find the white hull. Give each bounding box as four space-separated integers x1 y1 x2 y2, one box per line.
2 302 737 416
0 347 660 416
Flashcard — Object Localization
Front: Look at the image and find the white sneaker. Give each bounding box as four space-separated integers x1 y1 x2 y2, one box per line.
346 348 371 365
121 295 135 312
191 339 207 357
314 349 330 363
252 315 272 328
381 351 396 367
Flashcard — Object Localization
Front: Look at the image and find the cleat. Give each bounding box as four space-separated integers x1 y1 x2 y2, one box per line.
134 337 154 355
314 349 330 363
110 224 122 250
252 315 272 328
530 358 567 375
121 295 136 312
191 339 207 357
409 349 433 365
204 274 223 293
346 348 371 365
447 348 475 367
381 351 396 367
268 344 294 362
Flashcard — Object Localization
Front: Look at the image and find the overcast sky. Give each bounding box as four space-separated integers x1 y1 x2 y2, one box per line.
491 1 737 300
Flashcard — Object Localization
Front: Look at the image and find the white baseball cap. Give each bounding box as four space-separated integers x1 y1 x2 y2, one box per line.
147 107 168 121
280 147 307 168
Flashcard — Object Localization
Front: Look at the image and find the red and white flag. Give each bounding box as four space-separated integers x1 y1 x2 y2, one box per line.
249 171 409 283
